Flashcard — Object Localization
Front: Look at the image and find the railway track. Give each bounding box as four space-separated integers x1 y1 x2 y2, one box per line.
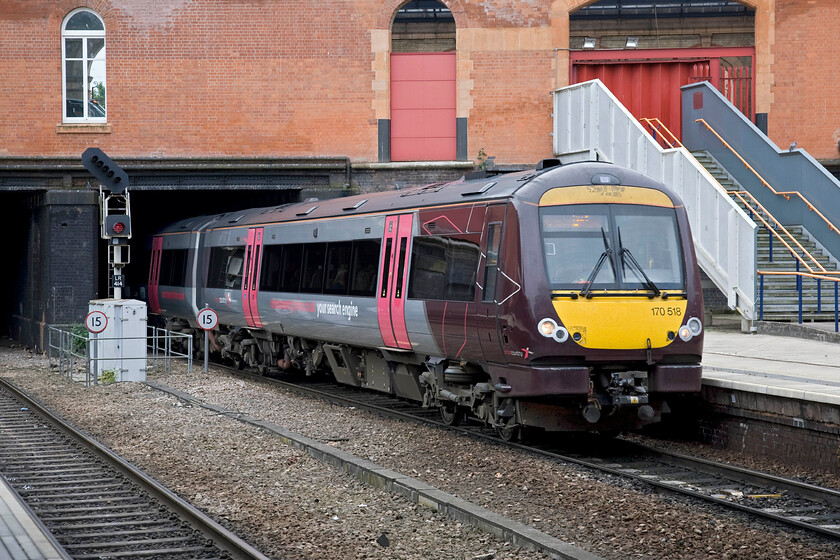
0 379 272 560
221 366 840 542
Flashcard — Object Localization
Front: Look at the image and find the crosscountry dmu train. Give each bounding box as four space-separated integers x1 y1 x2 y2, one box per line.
148 160 704 437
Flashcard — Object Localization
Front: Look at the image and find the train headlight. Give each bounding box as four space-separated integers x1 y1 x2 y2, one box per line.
677 317 702 342
687 316 703 337
538 318 558 337
538 319 569 343
553 326 569 343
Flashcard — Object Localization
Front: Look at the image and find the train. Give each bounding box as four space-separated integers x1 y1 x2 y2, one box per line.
147 159 704 438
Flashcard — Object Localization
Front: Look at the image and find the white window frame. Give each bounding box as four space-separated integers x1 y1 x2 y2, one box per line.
61 8 107 123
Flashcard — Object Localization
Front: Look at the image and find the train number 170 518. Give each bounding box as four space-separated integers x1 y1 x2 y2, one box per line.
652 306 682 317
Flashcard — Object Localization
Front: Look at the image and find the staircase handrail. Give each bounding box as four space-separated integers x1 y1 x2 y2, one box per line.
640 118 683 149
730 191 840 275
757 270 840 331
650 118 835 276
696 119 840 239
683 82 840 273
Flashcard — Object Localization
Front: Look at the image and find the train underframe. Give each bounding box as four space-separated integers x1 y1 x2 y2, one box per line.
163 318 671 438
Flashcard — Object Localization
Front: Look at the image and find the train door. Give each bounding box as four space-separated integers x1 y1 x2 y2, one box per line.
148 236 162 313
475 204 507 363
378 214 413 350
241 227 264 328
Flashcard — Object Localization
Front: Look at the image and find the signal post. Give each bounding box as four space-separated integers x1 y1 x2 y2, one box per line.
82 147 131 298
81 148 146 382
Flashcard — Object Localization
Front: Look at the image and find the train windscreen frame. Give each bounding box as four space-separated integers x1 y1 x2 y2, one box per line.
540 203 684 291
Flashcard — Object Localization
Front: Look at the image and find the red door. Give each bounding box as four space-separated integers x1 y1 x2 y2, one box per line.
241 228 264 328
391 53 456 161
378 214 413 349
148 236 162 313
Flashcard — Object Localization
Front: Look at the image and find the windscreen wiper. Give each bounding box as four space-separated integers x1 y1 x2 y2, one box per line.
618 228 661 297
579 228 615 299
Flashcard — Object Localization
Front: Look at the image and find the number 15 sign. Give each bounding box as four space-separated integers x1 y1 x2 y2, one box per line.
197 308 218 331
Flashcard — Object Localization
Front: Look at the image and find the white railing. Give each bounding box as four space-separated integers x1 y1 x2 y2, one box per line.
552 79 757 320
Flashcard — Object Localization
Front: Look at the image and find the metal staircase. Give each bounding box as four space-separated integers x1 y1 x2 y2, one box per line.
693 151 840 322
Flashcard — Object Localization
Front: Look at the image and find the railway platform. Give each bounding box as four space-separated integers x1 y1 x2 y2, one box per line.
703 326 840 406
695 323 840 474
0 476 70 560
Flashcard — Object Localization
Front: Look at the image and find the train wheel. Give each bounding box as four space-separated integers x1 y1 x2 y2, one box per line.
496 422 520 442
232 355 244 370
439 403 462 426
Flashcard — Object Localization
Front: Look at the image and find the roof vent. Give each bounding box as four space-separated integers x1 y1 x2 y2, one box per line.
536 158 562 171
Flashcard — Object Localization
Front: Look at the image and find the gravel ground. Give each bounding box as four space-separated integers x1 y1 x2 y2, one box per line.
2 343 840 560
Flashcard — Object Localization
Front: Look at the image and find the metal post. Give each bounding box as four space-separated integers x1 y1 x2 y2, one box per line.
759 274 764 321
204 303 210 374
796 262 802 325
835 281 838 333
818 278 822 314
768 229 773 262
90 331 97 387
113 242 122 300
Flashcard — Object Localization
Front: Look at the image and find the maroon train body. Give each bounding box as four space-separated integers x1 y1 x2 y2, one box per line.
148 160 704 437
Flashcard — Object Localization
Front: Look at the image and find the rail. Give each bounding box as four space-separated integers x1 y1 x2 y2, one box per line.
758 270 840 331
640 118 683 149
695 118 840 237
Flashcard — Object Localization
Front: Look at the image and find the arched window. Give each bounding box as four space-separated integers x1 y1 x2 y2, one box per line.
62 9 106 122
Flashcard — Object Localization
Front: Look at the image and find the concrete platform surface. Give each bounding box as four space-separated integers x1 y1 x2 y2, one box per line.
0 476 69 560
703 329 840 405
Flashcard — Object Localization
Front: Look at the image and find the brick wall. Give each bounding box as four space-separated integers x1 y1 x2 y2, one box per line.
3 1 839 165
656 388 840 476
769 0 840 163
1 0 559 167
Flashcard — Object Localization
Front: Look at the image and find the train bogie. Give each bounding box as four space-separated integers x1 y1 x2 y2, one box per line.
148 160 704 436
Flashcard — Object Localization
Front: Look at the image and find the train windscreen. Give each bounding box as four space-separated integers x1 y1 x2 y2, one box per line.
540 204 684 292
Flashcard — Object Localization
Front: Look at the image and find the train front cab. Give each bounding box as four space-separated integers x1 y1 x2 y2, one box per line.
497 173 704 434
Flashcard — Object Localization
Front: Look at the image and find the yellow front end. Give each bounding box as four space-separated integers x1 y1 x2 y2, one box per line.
552 297 687 349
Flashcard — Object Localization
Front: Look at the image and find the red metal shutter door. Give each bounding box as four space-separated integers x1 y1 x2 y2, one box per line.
391 52 456 161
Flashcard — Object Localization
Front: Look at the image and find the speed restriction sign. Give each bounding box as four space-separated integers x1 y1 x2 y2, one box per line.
85 311 108 333
197 308 218 331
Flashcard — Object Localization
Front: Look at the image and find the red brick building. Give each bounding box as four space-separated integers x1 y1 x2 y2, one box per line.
0 0 839 345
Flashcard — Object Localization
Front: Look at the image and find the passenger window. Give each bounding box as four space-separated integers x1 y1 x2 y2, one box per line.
349 240 381 296
324 242 352 295
279 244 303 292
207 246 244 289
259 245 283 291
408 236 479 301
407 237 446 299
159 249 189 287
301 243 327 293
